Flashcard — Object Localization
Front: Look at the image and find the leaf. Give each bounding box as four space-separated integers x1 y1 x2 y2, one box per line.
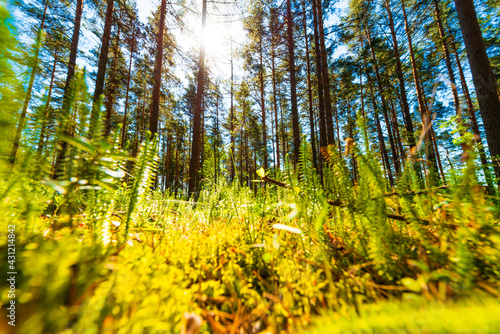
256 167 266 178
93 179 119 191
61 135 96 154
42 179 71 194
99 166 125 179
262 252 273 263
272 223 302 234
401 277 421 292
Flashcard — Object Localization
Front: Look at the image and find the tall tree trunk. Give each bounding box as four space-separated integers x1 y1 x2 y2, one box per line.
270 14 280 170
383 0 416 149
286 0 300 164
151 0 167 135
312 0 327 148
303 0 318 171
11 0 49 162
188 0 207 195
316 0 335 146
433 0 462 120
164 133 172 189
53 0 83 179
366 29 401 176
450 36 494 190
37 53 58 159
90 0 114 137
105 27 120 137
367 75 395 187
400 0 439 184
454 0 500 188
230 41 236 181
259 35 268 169
122 25 136 147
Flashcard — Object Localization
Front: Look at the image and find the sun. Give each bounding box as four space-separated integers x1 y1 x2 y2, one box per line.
183 11 244 77
202 22 230 60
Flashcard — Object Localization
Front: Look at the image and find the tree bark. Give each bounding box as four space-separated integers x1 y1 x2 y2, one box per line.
230 40 236 180
400 0 439 184
366 29 400 176
286 0 300 164
312 0 327 148
37 52 58 159
454 0 500 188
53 0 83 179
122 25 136 147
188 0 207 195
270 24 280 170
316 0 335 146
105 26 120 137
151 0 167 135
303 0 318 172
383 0 416 149
90 0 114 137
258 34 268 169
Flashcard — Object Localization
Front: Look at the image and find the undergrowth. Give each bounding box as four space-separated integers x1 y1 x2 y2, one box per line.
1 128 499 333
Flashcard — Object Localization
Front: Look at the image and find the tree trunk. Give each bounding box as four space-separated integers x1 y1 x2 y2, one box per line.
150 0 167 135
400 0 439 184
270 14 280 170
90 0 114 137
433 0 462 120
230 41 236 181
188 0 207 195
303 0 318 172
105 27 120 137
122 25 136 147
53 0 83 179
286 0 300 164
259 35 268 169
37 53 58 159
383 0 416 149
450 36 494 190
316 0 335 146
312 0 327 150
454 0 500 188
366 29 400 176
368 75 395 187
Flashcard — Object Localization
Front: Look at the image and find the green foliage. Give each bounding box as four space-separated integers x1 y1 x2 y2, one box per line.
0 3 21 169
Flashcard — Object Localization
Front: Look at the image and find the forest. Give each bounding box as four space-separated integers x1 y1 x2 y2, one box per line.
1 0 500 332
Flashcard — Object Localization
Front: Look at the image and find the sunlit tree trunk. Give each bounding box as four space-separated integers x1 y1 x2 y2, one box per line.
105 26 120 137
366 29 400 177
316 0 335 146
302 0 318 172
367 74 394 187
54 0 83 179
286 0 300 164
454 0 500 189
122 25 136 147
258 34 268 170
270 10 280 170
36 53 58 159
312 0 326 149
188 0 207 195
90 0 114 137
151 0 167 135
230 41 236 181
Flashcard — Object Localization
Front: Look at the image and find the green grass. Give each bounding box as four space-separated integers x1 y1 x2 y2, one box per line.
306 296 500 334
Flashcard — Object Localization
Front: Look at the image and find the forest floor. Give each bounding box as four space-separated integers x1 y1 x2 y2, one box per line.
2 172 500 333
